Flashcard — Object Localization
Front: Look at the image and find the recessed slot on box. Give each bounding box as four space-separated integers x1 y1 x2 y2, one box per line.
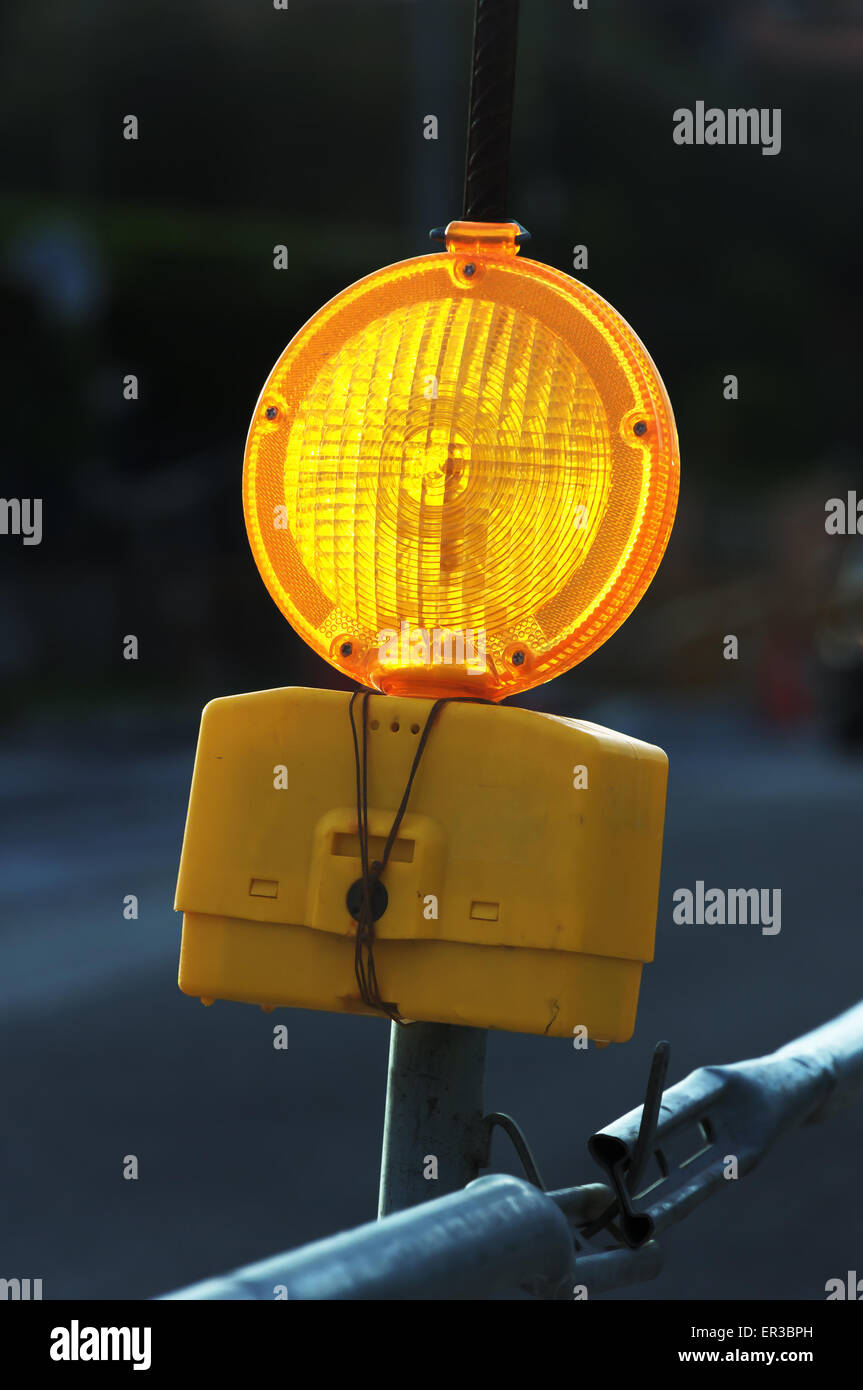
249 878 279 898
332 832 415 863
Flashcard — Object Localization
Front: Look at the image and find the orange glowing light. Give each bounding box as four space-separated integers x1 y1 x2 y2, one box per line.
243 221 679 700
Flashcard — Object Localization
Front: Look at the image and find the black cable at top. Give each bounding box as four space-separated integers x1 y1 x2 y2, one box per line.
462 0 521 222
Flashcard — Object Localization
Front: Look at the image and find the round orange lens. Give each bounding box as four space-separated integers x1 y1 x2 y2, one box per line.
243 221 679 700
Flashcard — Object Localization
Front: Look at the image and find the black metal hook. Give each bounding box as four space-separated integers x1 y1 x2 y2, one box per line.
582 1040 671 1248
483 1111 546 1190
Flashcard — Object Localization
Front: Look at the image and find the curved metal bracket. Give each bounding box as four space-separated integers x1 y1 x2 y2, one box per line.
483 1110 546 1190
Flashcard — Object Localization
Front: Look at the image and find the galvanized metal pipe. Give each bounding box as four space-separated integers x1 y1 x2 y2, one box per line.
160 1004 863 1301
378 1021 489 1217
162 1174 576 1301
575 1241 663 1297
589 999 863 1241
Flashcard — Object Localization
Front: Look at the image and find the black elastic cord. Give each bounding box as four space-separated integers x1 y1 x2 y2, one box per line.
347 691 493 1023
349 692 449 1022
348 692 391 1017
462 0 521 221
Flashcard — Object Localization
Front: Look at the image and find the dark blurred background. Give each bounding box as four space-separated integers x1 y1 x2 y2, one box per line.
2 0 863 1301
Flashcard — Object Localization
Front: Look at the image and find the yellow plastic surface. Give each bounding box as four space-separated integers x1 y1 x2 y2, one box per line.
176 688 668 1041
244 221 679 702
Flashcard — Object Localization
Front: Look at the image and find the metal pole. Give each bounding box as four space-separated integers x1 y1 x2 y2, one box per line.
376 0 517 1230
378 1022 489 1217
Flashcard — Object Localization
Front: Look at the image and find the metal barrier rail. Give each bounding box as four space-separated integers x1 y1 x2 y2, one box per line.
162 1001 863 1301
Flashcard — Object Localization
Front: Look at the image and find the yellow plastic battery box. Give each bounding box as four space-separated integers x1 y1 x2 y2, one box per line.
176 687 668 1041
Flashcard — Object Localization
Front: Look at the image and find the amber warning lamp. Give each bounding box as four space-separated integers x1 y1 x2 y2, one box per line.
244 220 678 702
176 8 678 1044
